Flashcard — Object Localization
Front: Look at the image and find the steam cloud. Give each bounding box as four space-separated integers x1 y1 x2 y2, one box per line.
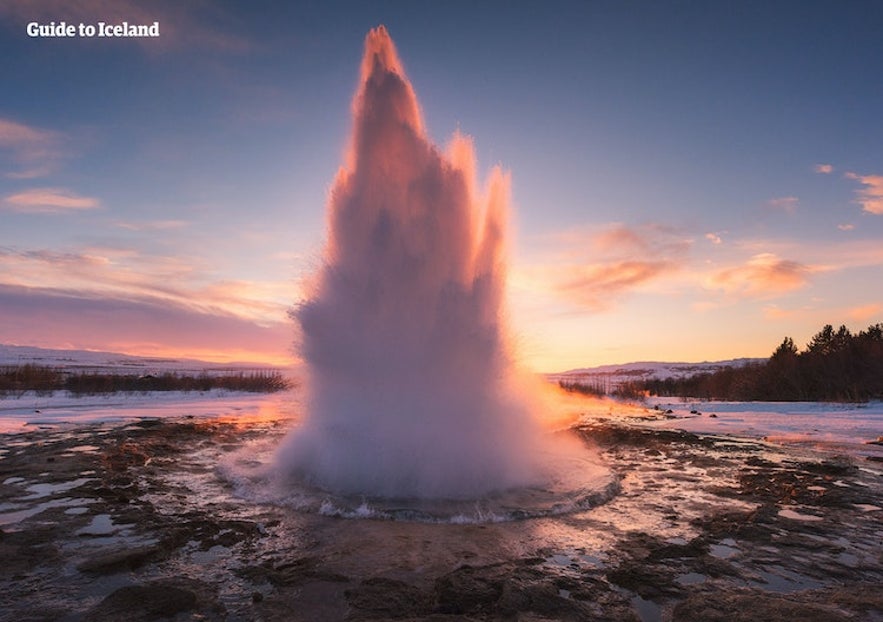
276 26 546 499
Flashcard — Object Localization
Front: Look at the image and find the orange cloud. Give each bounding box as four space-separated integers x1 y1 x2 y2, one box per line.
847 303 882 323
521 223 689 312
554 260 677 311
814 163 833 174
845 171 883 215
3 188 99 213
707 253 813 297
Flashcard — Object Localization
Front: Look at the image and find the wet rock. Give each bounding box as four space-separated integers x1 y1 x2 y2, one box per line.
77 544 165 574
346 576 433 618
606 562 682 599
434 562 596 620
435 563 507 614
84 577 222 621
672 584 883 621
238 556 350 587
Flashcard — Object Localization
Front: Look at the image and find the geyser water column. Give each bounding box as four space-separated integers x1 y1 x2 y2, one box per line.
277 26 547 500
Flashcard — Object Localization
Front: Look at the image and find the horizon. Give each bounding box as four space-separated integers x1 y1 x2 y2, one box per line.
2 2 882 371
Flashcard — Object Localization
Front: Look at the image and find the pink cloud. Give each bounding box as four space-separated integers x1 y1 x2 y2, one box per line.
814 163 833 174
3 188 100 213
845 172 883 215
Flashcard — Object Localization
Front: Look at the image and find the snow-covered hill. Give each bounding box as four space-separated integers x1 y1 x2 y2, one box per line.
0 344 281 375
549 358 763 390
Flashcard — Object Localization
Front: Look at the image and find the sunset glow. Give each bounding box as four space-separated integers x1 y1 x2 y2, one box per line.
2 3 881 371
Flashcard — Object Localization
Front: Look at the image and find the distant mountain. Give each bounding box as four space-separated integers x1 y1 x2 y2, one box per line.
0 344 281 374
550 358 763 388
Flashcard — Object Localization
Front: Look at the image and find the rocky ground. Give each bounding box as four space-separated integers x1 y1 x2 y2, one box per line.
1 414 882 621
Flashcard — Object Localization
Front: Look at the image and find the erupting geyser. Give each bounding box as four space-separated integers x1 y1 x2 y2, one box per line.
276 27 558 500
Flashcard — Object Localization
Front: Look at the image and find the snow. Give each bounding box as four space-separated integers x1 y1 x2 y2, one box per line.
0 389 301 434
0 344 300 433
637 399 883 460
551 358 762 383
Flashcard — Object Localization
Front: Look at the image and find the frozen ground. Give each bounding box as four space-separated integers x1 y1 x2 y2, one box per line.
635 399 883 462
0 390 300 434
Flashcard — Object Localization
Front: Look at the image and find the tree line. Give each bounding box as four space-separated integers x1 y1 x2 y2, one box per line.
632 323 883 402
0 365 292 397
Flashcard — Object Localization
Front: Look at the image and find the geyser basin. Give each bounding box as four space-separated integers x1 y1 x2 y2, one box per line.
226 435 618 523
274 26 612 508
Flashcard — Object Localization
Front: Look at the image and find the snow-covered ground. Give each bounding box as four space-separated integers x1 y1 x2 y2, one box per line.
0 389 302 434
0 344 301 433
633 399 883 461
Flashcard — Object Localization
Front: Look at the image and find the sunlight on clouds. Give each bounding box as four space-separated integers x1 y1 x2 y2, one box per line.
0 284 294 366
705 232 723 244
3 188 99 213
847 303 882 323
837 223 855 231
845 172 883 215
519 223 690 312
814 163 834 174
553 260 677 311
0 245 294 326
706 252 814 297
105 342 294 366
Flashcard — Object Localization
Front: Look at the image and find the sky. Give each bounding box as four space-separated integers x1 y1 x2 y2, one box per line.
1 1 882 371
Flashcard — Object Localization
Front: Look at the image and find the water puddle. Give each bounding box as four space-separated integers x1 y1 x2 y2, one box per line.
631 593 662 622
710 538 739 559
23 478 92 500
0 496 92 527
752 565 825 593
675 571 706 585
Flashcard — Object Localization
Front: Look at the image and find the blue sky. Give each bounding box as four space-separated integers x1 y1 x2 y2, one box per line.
1 1 882 370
